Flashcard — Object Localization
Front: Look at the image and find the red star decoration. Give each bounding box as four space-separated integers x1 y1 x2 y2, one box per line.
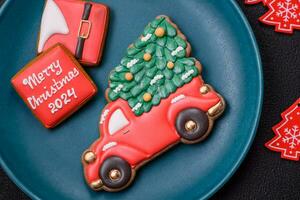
266 98 300 161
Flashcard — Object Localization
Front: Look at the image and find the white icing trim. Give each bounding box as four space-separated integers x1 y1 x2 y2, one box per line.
270 105 300 159
171 46 184 56
100 109 109 124
127 59 139 68
102 142 117 151
141 33 152 42
108 109 129 135
38 0 69 52
181 69 194 80
150 74 164 85
171 94 186 104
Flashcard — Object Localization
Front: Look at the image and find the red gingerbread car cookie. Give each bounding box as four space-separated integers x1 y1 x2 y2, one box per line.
82 16 225 192
37 0 109 66
11 44 97 128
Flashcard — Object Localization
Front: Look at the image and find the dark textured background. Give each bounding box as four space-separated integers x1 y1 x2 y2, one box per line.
1 0 300 199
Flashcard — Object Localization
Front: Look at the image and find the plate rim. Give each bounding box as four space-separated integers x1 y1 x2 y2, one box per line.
201 1 263 199
0 0 263 200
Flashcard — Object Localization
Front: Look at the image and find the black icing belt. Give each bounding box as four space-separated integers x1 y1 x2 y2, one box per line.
75 3 92 60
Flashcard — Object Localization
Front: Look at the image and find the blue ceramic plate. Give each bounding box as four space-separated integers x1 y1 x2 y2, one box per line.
0 0 262 199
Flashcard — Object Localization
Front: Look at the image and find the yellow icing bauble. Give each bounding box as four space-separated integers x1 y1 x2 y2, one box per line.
125 72 133 81
167 61 175 69
143 53 152 61
155 27 165 37
143 93 152 102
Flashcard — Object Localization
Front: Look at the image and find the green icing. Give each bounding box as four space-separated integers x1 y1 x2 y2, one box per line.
150 17 165 28
165 80 177 93
156 46 164 57
145 43 156 54
120 92 132 100
163 68 174 79
156 37 167 46
166 37 178 51
108 16 199 116
122 81 136 92
166 22 177 37
145 67 158 78
127 46 141 56
152 93 161 105
176 49 186 58
144 57 156 68
130 63 143 74
164 48 176 62
173 62 185 74
180 58 195 66
134 69 145 82
156 57 167 70
143 24 155 35
143 102 152 113
175 36 187 48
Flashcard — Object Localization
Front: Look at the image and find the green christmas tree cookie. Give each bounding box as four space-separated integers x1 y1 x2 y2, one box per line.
107 16 200 116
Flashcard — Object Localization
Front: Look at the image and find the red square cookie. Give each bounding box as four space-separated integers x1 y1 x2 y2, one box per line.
11 44 97 128
37 0 109 66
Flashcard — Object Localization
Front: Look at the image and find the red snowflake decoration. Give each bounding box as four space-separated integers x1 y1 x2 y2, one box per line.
260 0 300 33
266 98 300 161
245 0 300 34
245 0 270 5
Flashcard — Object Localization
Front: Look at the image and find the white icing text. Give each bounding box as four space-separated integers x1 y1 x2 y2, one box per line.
27 67 80 110
23 60 62 90
48 88 78 114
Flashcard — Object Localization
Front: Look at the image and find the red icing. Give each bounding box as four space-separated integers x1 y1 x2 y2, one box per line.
83 77 222 183
245 0 270 5
266 98 300 161
11 44 97 128
40 0 109 66
259 0 300 34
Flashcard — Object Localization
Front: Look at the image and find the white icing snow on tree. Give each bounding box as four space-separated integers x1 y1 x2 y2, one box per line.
276 0 299 22
282 125 300 149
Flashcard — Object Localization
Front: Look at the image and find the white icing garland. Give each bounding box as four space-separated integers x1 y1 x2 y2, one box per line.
171 94 186 104
132 103 142 112
141 33 152 42
113 84 124 93
150 74 164 86
171 46 184 56
102 142 117 151
181 69 195 80
127 59 139 68
23 60 62 90
27 68 80 110
115 65 123 72
100 109 109 124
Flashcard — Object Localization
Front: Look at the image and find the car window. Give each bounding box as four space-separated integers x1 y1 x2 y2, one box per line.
108 109 129 135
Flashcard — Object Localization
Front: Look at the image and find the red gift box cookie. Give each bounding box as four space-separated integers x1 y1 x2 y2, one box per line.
37 0 109 66
11 44 97 128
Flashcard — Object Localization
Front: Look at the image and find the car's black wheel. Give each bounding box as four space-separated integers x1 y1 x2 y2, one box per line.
100 156 132 190
176 108 209 142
